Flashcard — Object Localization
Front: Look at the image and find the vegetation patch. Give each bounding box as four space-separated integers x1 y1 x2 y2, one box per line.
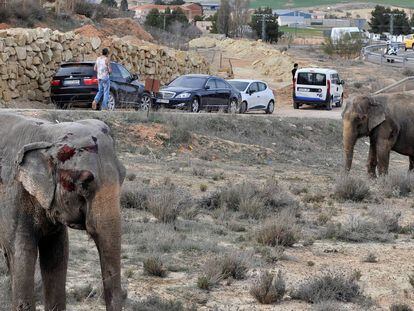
256 212 300 247
334 175 370 202
250 270 286 304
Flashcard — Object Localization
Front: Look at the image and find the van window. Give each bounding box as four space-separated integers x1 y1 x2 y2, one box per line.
297 72 326 86
331 73 339 84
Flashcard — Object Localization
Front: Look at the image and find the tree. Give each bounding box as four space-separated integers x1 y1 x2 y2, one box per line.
154 0 166 4
249 7 280 43
217 0 231 36
101 0 117 7
120 0 128 11
169 0 185 4
369 5 411 35
230 0 250 37
145 8 163 28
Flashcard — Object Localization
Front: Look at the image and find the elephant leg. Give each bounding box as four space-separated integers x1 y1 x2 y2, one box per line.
38 227 68 311
376 138 393 176
11 232 37 311
367 137 378 178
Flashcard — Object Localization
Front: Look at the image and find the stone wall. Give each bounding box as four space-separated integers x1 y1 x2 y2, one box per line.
0 28 209 102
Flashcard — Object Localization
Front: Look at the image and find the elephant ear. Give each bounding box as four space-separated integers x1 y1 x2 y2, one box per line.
16 142 55 210
368 96 386 132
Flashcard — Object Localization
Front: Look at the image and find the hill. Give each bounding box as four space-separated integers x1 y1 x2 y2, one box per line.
250 0 414 9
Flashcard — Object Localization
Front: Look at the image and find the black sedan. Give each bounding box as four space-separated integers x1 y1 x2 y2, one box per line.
50 61 152 110
154 74 241 113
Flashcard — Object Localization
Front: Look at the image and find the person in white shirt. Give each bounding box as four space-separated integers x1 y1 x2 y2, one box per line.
92 48 112 110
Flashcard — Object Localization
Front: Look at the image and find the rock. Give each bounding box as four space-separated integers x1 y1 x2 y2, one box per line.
15 46 26 60
90 37 101 50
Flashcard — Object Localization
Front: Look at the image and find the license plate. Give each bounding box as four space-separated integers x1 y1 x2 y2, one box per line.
157 99 169 104
63 79 80 86
298 87 310 92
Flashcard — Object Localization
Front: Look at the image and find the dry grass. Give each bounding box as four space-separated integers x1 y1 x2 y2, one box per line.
292 270 362 303
250 270 286 304
334 175 370 202
147 187 181 223
143 256 167 278
380 172 414 198
256 212 300 247
390 303 413 311
127 295 185 311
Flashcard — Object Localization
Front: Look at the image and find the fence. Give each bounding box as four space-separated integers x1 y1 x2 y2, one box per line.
362 43 414 69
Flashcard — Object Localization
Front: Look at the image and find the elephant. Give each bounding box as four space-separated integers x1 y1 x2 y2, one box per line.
342 93 414 177
0 113 125 310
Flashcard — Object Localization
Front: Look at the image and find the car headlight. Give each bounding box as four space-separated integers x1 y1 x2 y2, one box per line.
175 92 191 99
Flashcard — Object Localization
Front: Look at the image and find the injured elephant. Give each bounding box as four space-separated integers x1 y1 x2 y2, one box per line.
0 113 125 311
342 93 414 177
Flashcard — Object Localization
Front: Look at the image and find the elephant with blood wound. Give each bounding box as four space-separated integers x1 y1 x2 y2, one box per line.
0 113 125 310
342 93 414 176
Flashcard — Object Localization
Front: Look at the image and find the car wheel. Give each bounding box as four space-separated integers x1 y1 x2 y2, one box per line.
266 100 274 114
227 98 238 114
326 97 333 111
412 43 414 50
335 95 343 108
107 92 116 111
190 97 200 113
140 92 151 111
293 101 299 109
240 101 247 114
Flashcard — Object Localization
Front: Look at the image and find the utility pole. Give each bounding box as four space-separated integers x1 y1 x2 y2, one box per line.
261 14 266 41
387 13 403 36
163 14 166 30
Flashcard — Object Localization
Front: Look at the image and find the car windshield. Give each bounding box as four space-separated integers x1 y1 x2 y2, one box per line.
228 81 249 91
169 76 207 88
56 64 95 77
297 72 326 86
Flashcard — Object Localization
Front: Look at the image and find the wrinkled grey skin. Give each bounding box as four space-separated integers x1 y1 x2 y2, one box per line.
342 93 414 176
0 113 125 311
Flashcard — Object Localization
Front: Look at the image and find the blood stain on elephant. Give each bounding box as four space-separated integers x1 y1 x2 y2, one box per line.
57 145 76 163
58 169 76 192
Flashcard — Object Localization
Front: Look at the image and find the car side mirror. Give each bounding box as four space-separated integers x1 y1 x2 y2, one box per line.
340 80 345 85
248 89 255 95
205 85 210 90
131 74 139 81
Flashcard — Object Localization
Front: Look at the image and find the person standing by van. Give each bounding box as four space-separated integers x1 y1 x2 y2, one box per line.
92 48 112 110
291 63 298 81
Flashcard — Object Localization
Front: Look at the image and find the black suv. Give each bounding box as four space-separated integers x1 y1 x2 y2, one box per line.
50 61 151 110
154 74 241 113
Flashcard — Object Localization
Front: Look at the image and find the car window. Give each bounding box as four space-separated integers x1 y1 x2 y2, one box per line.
206 79 217 89
297 72 326 86
331 73 339 84
169 76 207 88
258 82 267 91
228 81 249 91
110 63 121 77
216 79 227 89
117 64 131 79
249 82 259 93
56 64 95 77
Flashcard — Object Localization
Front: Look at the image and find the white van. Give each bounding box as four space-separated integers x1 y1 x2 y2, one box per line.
293 68 344 110
331 27 364 43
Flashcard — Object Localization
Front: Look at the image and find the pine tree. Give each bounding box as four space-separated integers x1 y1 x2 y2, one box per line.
120 0 128 11
101 0 117 8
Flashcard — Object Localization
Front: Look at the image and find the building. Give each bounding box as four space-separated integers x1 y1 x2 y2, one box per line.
130 2 203 21
274 10 312 19
278 16 305 27
196 21 213 34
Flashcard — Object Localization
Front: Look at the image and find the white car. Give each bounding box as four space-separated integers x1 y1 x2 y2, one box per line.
293 68 344 110
228 79 275 114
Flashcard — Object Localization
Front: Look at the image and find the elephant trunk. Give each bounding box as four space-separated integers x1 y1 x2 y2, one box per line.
86 185 122 311
343 120 357 172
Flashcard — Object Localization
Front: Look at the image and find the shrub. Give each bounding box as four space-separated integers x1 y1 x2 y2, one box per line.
353 82 363 89
322 36 363 59
147 187 181 223
380 172 414 197
126 173 137 181
201 179 296 218
70 284 95 302
256 212 300 247
199 184 208 192
250 271 285 304
197 261 222 290
362 253 378 263
9 0 46 23
325 215 394 243
312 301 346 311
334 175 370 202
121 187 149 210
409 273 414 288
143 256 167 277
292 270 361 303
390 304 413 311
129 295 184 311
168 124 192 144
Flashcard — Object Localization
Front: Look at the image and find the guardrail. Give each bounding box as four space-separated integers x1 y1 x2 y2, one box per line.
362 43 414 68
374 76 414 95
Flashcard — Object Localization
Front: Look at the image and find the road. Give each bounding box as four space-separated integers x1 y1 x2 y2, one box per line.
1 104 343 120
